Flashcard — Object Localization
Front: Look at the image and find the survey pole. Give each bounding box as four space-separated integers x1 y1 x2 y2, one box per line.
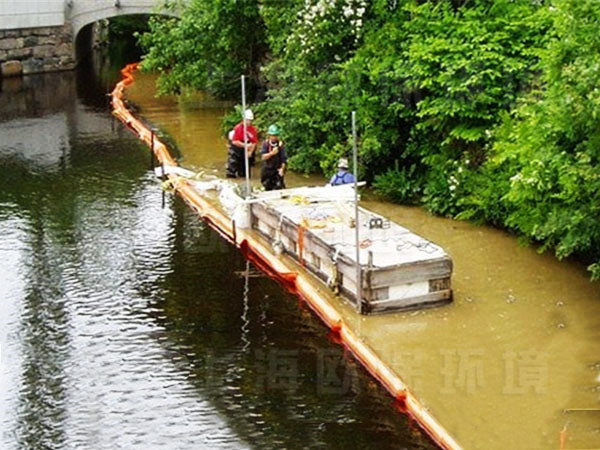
241 75 251 198
352 111 362 313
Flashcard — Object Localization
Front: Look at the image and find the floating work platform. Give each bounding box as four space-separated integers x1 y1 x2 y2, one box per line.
249 186 453 314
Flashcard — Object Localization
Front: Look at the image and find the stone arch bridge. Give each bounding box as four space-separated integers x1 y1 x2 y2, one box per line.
68 0 180 42
0 0 182 77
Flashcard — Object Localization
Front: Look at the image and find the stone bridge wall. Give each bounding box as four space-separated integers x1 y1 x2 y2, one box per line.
0 25 75 76
0 1 65 30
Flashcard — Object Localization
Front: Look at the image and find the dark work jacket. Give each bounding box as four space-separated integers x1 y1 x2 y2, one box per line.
261 140 287 171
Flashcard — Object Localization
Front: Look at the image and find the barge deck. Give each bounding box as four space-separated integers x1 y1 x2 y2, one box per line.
250 186 452 314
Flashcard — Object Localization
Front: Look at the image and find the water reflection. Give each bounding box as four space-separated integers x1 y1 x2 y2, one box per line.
16 208 69 449
0 73 76 122
0 70 248 449
156 200 435 449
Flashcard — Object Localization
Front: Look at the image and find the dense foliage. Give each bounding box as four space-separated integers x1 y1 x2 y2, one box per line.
138 0 267 97
139 0 600 280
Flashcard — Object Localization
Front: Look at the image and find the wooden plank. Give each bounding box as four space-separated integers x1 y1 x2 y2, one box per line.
251 203 281 229
370 258 452 287
255 202 362 277
253 219 362 311
368 290 452 315
338 284 362 310
252 198 453 314
256 208 362 288
302 226 361 280
299 232 358 282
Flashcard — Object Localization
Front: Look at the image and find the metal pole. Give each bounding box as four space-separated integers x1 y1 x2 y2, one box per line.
150 130 155 169
241 75 251 198
352 111 362 313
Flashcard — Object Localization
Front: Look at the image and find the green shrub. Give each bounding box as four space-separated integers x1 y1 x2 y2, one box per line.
138 0 600 280
373 164 422 204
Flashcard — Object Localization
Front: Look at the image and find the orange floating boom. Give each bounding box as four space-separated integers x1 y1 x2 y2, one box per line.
110 63 462 450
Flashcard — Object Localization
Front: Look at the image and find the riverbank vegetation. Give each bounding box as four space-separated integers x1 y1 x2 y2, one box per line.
138 0 599 280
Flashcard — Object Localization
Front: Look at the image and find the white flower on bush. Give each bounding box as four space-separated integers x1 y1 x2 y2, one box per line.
296 0 368 50
448 174 460 194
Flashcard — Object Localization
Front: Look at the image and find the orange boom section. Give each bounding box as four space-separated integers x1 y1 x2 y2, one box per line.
110 63 462 450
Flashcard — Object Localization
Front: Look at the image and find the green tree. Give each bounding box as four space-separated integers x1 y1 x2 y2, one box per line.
138 0 267 98
137 0 600 280
492 0 600 279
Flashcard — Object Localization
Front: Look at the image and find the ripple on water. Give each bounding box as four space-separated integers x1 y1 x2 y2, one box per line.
1 127 248 450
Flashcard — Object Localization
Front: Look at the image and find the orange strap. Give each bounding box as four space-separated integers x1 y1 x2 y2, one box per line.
559 425 567 450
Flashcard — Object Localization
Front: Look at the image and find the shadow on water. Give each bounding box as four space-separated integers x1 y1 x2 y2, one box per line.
14 201 74 449
0 52 436 450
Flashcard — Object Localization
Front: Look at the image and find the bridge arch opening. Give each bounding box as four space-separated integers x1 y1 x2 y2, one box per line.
69 1 180 64
74 14 156 64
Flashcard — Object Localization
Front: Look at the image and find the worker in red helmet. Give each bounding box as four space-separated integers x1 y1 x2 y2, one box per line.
226 109 257 178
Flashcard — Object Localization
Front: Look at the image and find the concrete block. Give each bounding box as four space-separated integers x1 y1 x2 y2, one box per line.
0 38 24 51
0 50 7 62
7 48 33 60
33 45 55 59
21 58 43 75
1 60 23 77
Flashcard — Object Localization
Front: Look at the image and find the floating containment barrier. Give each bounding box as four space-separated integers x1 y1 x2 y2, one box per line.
111 63 461 450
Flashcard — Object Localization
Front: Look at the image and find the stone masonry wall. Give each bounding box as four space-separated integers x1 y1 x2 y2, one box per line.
0 24 75 77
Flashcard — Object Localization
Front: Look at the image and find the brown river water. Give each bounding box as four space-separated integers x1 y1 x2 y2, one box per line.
127 73 600 450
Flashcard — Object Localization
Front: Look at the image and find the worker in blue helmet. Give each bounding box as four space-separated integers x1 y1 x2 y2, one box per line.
260 124 287 191
329 158 355 185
